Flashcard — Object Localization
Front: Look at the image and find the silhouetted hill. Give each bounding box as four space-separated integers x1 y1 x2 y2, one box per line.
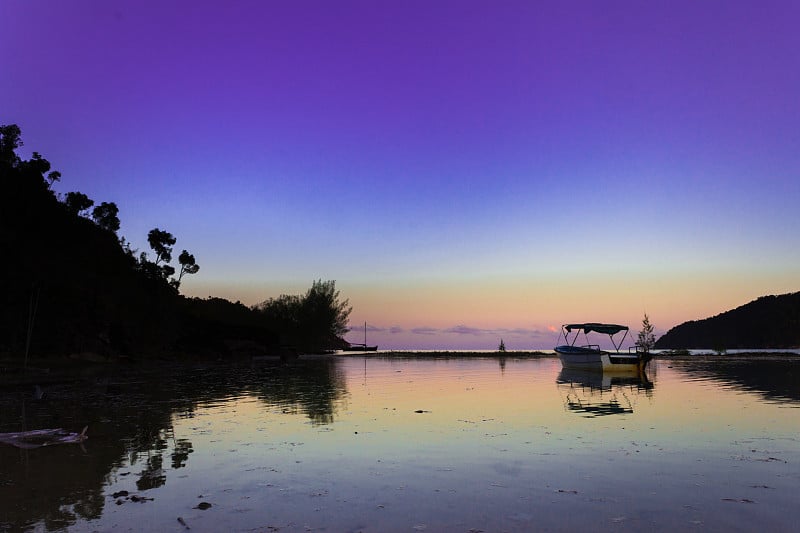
0 125 282 360
1 124 352 362
655 292 800 349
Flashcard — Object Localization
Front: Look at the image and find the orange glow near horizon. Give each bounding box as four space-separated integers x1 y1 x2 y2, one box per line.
186 270 798 349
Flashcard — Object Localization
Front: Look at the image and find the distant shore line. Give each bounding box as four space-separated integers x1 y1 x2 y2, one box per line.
3 349 798 375
336 350 800 358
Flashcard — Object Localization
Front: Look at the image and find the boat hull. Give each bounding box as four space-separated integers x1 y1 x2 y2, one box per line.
555 346 647 372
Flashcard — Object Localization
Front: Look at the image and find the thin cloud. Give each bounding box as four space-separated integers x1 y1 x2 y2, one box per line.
404 325 554 338
349 323 386 333
444 325 485 336
501 327 552 338
364 323 555 340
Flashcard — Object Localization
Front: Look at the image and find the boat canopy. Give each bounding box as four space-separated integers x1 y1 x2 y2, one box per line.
564 323 629 335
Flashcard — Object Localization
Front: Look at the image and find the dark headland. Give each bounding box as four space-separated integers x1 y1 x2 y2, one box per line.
655 291 800 351
0 124 350 371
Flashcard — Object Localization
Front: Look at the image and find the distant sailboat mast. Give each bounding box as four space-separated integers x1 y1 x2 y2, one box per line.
346 320 376 351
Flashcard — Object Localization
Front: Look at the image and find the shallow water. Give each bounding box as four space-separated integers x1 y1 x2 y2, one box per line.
1 356 798 532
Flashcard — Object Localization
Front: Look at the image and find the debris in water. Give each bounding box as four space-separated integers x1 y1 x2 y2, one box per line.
0 427 88 449
194 502 212 510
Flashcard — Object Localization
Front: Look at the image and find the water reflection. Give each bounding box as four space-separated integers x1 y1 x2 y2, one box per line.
556 367 654 417
0 358 346 531
0 439 106 530
2 356 799 532
666 356 800 404
249 358 347 425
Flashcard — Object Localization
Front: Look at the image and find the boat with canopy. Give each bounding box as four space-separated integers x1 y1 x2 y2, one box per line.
554 323 652 371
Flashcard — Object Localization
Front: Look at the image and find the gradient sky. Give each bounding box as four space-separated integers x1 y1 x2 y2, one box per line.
3 1 799 349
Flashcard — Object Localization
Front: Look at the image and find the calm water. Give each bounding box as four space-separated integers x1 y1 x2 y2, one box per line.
1 356 798 532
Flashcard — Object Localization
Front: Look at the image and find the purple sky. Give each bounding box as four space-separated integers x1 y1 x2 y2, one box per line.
3 1 799 349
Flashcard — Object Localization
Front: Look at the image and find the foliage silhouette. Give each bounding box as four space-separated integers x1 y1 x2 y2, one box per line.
254 280 352 352
147 228 176 265
0 125 207 357
637 314 656 352
177 250 199 285
91 202 120 233
1 123 350 360
0 124 23 166
46 170 61 190
64 191 94 216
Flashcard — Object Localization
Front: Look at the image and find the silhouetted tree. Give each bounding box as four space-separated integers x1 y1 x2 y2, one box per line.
64 191 94 216
45 171 61 190
147 228 176 265
255 280 350 350
0 123 320 362
0 124 23 168
24 151 51 176
177 250 199 283
1 123 211 358
161 264 176 278
139 230 199 291
637 313 656 352
137 253 166 280
256 294 303 343
91 202 120 233
301 280 352 343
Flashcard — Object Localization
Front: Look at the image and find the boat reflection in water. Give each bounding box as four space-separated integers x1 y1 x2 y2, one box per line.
556 367 654 417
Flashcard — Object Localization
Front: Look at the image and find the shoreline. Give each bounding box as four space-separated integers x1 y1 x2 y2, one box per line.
336 350 800 359
3 349 797 378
